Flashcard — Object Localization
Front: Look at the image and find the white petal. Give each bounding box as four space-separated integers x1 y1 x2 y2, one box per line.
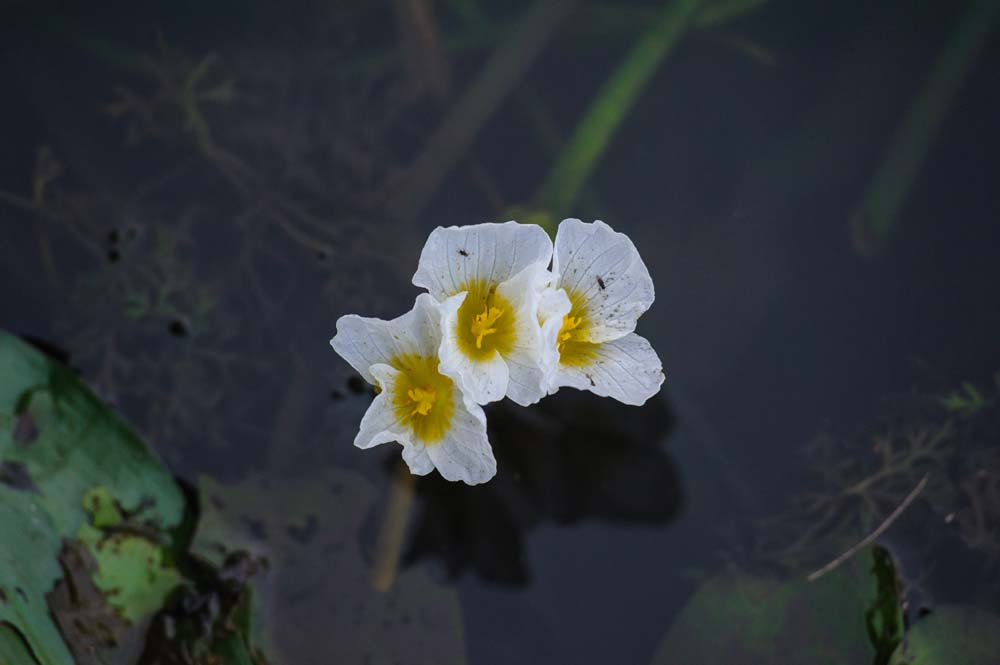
537 286 572 393
437 291 510 405
359 365 436 477
355 364 413 449
425 401 496 485
553 219 654 342
496 263 551 406
330 293 443 384
401 444 435 476
549 333 664 406
412 221 553 299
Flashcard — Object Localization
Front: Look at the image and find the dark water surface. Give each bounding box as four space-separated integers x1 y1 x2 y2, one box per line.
2 1 999 663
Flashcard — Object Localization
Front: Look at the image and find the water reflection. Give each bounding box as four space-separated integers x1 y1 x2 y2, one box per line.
397 390 681 585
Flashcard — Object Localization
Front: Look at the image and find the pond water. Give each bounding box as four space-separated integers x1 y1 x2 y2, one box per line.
2 1 999 663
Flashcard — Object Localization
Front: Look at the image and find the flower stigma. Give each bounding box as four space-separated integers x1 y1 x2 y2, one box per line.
455 279 517 360
407 386 437 416
557 315 582 351
471 305 504 349
555 290 598 367
390 353 455 443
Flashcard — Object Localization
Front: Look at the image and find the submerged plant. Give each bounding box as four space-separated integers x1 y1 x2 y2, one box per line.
755 374 1000 583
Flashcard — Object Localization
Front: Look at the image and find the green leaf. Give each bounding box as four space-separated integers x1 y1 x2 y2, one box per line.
76 524 182 623
0 331 185 663
81 486 124 528
889 606 1000 665
650 553 887 664
0 622 42 665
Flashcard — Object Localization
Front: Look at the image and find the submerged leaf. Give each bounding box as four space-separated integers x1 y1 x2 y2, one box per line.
193 470 467 665
888 606 1000 665
650 551 890 664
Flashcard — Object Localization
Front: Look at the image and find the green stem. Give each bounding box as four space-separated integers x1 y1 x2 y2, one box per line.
386 0 579 222
852 0 998 253
535 0 704 212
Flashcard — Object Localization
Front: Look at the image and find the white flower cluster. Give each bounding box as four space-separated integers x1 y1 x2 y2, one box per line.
330 219 664 485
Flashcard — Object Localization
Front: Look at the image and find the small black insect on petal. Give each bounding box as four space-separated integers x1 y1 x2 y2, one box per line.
597 276 606 290
458 249 469 257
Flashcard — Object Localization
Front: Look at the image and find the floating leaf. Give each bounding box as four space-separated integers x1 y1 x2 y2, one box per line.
0 331 185 663
76 523 182 624
888 605 1000 665
82 486 124 528
0 622 41 665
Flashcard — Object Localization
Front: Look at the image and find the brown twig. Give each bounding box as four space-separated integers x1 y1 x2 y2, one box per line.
807 474 929 582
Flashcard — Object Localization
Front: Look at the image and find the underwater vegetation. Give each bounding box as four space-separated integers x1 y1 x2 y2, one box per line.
754 372 1000 583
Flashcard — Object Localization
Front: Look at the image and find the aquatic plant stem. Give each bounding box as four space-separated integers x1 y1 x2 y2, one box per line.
371 463 417 592
807 474 928 582
851 0 998 254
386 0 579 222
535 0 704 213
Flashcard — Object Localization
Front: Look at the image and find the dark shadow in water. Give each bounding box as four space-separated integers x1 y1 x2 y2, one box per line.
399 390 682 586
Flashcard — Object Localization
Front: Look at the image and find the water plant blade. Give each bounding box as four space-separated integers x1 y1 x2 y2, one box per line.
535 0 704 213
387 0 579 222
851 0 999 254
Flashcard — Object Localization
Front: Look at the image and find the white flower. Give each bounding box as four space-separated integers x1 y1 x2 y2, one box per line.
539 219 664 406
412 221 553 407
330 293 496 485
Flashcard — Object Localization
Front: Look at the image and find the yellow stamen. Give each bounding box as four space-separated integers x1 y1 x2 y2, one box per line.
557 315 582 351
470 305 504 349
407 387 437 416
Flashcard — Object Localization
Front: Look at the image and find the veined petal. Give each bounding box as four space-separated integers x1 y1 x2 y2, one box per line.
548 332 664 406
412 221 553 300
438 290 510 405
356 363 413 446
401 444 435 476
496 263 554 406
425 400 496 485
367 364 494 482
553 219 654 343
330 293 443 384
537 286 572 392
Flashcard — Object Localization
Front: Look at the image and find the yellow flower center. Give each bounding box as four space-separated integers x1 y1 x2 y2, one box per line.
455 279 516 360
407 386 437 416
557 315 583 351
470 305 504 349
390 354 455 444
557 290 599 367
